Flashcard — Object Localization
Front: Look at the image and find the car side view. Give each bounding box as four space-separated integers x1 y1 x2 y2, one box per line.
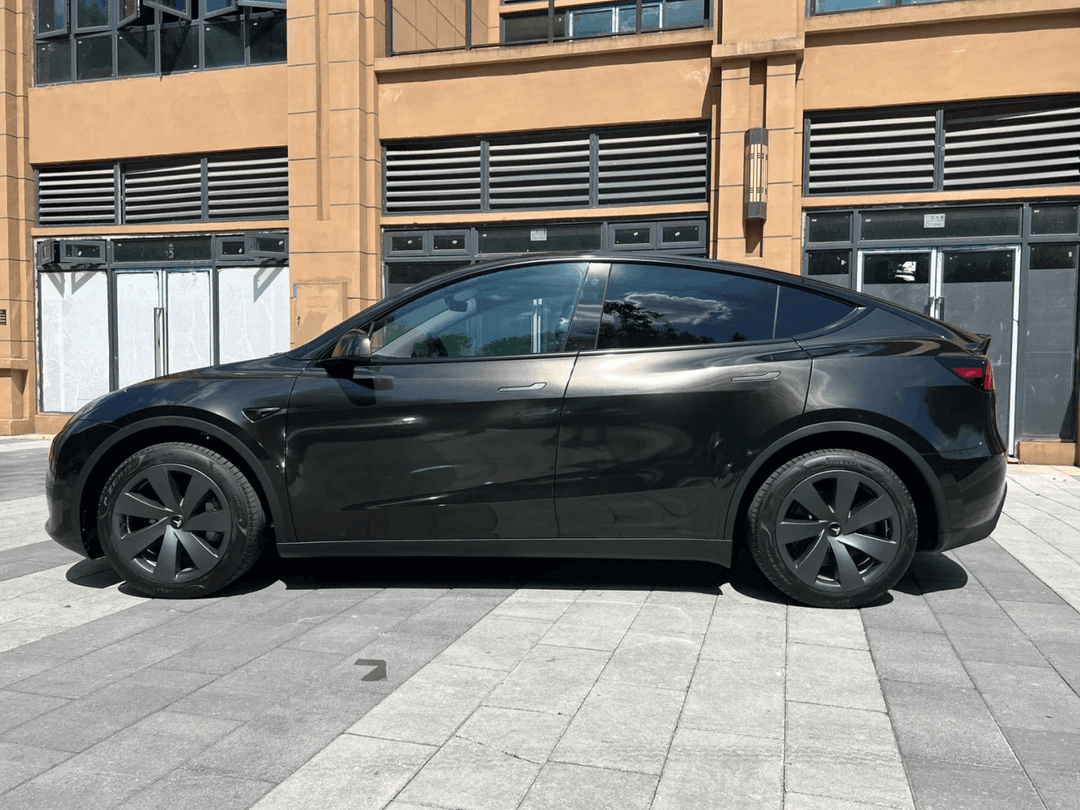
45 254 1007 608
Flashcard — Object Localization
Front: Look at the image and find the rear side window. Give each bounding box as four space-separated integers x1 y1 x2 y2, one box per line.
599 263 779 349
774 285 856 338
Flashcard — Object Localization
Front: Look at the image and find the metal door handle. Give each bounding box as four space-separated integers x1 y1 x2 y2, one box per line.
498 382 546 392
731 371 781 383
153 307 165 378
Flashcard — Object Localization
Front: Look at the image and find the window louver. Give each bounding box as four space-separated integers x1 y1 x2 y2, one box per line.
207 153 290 220
944 102 1080 190
123 158 204 223
37 165 117 226
806 114 937 195
598 128 709 205
384 143 483 213
489 137 591 209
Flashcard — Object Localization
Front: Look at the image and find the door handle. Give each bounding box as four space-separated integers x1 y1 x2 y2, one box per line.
498 382 546 392
731 371 781 383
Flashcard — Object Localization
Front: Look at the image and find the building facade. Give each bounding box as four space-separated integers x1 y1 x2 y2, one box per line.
0 0 1078 464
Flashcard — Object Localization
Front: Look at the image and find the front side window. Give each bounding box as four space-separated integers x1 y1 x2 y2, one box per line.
369 264 589 360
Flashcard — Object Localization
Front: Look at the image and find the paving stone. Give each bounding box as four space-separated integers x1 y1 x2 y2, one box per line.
0 761 151 810
936 612 1049 668
783 794 896 810
348 662 504 745
786 605 868 650
15 608 174 660
520 762 657 810
539 600 641 652
653 728 782 810
313 631 466 701
152 620 313 676
880 680 1016 768
1025 767 1080 810
679 656 785 741
787 642 884 712
281 611 400 656
1036 640 1080 692
859 589 941 634
435 614 553 671
865 627 972 687
116 768 275 810
966 660 1080 733
699 605 786 666
921 579 1009 619
0 742 71 793
904 758 1043 810
249 734 435 810
1001 727 1080 775
455 706 571 764
630 591 715 637
996 600 1080 644
397 736 539 810
484 644 609 716
167 679 288 722
551 681 683 775
597 631 700 691
0 690 69 735
0 651 67 689
966 566 1068 604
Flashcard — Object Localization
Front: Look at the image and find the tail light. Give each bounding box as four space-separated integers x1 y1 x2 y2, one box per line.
939 359 994 391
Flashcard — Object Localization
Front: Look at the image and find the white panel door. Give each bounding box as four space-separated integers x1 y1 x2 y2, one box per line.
39 271 110 413
166 270 213 374
115 271 161 389
217 265 290 364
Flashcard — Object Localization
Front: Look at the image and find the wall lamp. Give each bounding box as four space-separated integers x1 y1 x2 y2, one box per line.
743 127 769 222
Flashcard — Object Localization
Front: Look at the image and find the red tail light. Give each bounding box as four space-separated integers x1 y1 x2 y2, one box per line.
940 360 994 391
984 361 994 391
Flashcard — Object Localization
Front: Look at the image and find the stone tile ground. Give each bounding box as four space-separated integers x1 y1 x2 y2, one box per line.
1 437 1079 809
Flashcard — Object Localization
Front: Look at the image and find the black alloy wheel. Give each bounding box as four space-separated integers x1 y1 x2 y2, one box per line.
97 443 267 598
746 449 918 608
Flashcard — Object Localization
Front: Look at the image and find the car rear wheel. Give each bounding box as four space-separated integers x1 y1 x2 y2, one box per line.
97 442 267 598
746 449 917 608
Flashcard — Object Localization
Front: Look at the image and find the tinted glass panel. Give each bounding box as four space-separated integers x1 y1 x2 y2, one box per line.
862 253 930 285
599 264 779 349
942 251 1014 284
574 8 613 36
433 234 467 251
205 0 238 12
149 0 191 14
861 207 1021 240
161 24 200 72
502 11 567 42
390 235 423 252
36 40 72 84
220 238 247 256
1031 205 1079 235
665 0 704 25
250 13 287 64
614 227 652 246
370 264 588 358
1030 244 1078 271
661 225 700 244
76 0 109 28
813 0 893 11
478 224 601 254
775 286 855 338
37 0 68 34
118 29 156 77
806 251 851 285
385 262 464 298
205 19 245 68
806 213 851 243
113 237 213 262
75 36 113 81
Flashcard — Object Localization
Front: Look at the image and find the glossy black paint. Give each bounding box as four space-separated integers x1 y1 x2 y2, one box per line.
46 253 1007 584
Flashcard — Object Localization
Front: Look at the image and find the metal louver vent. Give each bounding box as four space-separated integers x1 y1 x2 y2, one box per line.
489 136 591 209
944 102 1080 190
37 165 117 226
207 153 289 220
598 127 709 205
384 143 482 213
806 114 936 195
123 158 203 223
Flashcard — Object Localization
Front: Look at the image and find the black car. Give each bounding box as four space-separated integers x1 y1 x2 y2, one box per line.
45 254 1007 608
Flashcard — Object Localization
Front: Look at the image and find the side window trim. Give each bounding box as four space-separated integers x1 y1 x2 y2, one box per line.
563 262 610 352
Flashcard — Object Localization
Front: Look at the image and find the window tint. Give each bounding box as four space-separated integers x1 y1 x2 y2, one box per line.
598 264 779 349
775 286 855 338
369 264 588 360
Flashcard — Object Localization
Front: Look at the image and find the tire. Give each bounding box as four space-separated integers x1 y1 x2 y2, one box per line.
745 449 917 608
97 442 267 598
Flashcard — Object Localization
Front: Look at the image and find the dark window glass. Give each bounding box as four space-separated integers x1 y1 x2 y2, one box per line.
250 13 287 64
942 251 1014 284
664 0 705 26
616 3 660 31
503 11 567 42
861 207 1021 240
371 264 588 359
1031 205 1079 236
205 0 238 13
614 227 652 246
806 213 851 243
117 28 156 77
775 286 855 338
37 0 68 35
599 264 779 349
433 234 467 251
661 224 700 244
573 8 613 36
148 0 191 15
36 40 72 84
75 35 113 81
76 0 109 29
161 23 200 73
113 237 213 262
478 224 601 254
1030 244 1078 271
254 236 286 254
390 235 423 252
205 18 245 68
862 253 930 285
812 0 894 12
386 262 464 297
220 238 247 256
806 251 851 285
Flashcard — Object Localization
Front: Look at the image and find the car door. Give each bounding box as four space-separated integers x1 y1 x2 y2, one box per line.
554 261 826 545
285 262 591 546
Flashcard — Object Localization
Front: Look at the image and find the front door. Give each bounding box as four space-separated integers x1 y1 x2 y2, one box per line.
858 246 1020 449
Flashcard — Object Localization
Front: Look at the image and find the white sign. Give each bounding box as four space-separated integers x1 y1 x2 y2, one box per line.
530 229 548 242
924 214 946 229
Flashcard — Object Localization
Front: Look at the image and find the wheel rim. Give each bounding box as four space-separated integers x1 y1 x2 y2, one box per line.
774 469 902 594
110 463 232 585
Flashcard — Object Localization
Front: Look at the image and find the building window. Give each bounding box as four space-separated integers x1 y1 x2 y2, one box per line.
808 0 961 15
502 0 707 45
34 0 286 85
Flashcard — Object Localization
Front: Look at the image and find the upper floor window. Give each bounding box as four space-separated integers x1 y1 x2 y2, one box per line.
502 0 707 45
35 0 286 86
808 0 959 15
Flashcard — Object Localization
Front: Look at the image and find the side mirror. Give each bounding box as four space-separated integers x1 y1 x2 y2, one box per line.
316 328 372 376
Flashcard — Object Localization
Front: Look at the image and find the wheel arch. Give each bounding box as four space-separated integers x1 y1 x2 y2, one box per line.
76 417 290 559
724 423 948 554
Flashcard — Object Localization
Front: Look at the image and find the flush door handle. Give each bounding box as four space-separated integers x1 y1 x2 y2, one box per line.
498 382 546 392
731 371 781 383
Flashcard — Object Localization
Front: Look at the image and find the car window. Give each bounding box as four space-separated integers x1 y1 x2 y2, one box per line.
598 263 779 349
774 285 856 338
368 263 588 359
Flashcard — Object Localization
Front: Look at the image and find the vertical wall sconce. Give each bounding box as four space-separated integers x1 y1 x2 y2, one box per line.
743 127 769 222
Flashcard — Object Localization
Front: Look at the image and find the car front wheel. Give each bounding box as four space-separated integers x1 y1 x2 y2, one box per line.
746 449 918 608
97 442 267 598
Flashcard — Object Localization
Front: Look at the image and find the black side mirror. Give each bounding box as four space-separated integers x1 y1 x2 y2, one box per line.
316 328 372 377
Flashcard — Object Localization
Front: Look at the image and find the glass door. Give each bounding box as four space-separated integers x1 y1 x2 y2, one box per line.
858 249 934 316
